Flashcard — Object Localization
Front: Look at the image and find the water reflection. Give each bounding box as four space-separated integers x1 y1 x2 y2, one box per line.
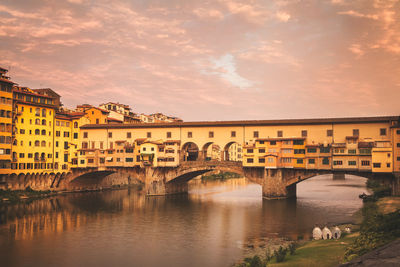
0 174 367 267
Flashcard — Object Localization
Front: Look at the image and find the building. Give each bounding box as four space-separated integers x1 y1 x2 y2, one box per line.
11 86 57 174
76 105 109 125
0 67 13 173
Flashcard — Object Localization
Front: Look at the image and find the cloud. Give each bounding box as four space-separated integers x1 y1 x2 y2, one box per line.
276 11 291 22
348 44 365 57
199 54 254 89
338 10 379 20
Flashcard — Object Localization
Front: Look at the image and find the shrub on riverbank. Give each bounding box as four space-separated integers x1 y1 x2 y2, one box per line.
344 201 400 261
201 172 241 181
0 188 51 203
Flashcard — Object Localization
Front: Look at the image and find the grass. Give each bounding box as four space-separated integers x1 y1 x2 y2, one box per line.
201 171 241 181
377 196 400 214
267 234 358 267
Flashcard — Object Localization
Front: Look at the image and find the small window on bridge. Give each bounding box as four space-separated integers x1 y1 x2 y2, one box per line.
277 130 283 137
231 131 236 137
296 159 303 164
380 128 387 136
270 141 276 145
253 131 259 138
127 132 132 138
333 160 343 165
147 132 151 138
247 149 254 153
397 157 400 161
166 132 171 138
259 149 265 153
188 132 192 138
387 163 391 168
301 130 307 137
397 130 400 135
247 158 254 163
361 160 370 166
259 158 265 163
308 159 315 164
373 163 381 168
348 161 357 166
353 129 359 136
327 129 333 137
322 158 329 165
209 131 214 138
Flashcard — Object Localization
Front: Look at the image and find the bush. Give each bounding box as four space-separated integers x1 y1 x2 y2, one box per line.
274 246 287 263
288 242 297 255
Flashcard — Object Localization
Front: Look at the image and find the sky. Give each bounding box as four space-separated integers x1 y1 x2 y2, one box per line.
0 0 399 121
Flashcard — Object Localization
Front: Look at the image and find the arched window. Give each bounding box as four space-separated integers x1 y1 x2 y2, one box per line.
41 152 45 159
20 140 23 146
41 141 46 147
42 109 46 117
35 108 40 116
35 119 40 125
49 121 51 126
35 140 40 147
35 129 40 135
13 139 17 146
42 119 46 125
34 152 39 160
41 130 46 135
74 122 78 128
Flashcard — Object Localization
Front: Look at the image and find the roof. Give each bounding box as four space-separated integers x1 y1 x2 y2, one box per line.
13 86 54 99
107 117 123 123
257 137 306 141
358 142 374 148
80 116 399 129
32 88 61 97
55 111 86 120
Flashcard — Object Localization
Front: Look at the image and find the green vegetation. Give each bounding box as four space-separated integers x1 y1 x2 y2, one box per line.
0 187 51 203
201 171 241 180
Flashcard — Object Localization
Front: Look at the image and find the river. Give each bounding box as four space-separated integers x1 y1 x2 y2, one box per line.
0 174 368 267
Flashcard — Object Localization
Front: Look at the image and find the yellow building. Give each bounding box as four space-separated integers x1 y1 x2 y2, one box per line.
0 67 13 173
76 105 109 125
12 87 56 174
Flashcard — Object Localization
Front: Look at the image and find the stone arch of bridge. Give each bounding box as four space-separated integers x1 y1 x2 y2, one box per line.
181 142 200 162
201 142 223 161
166 162 245 185
223 141 242 162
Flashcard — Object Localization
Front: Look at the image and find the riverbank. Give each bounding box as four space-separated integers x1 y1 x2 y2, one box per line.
201 171 241 180
0 183 143 204
234 194 400 267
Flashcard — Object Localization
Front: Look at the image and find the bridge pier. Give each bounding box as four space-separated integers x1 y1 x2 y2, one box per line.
261 169 297 199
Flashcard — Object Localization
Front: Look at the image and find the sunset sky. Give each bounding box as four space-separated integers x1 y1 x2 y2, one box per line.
0 0 399 121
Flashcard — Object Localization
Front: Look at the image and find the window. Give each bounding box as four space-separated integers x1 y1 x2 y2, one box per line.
41 130 46 135
307 148 317 153
361 161 370 166
147 132 151 138
42 109 46 117
56 141 59 147
74 133 78 139
253 131 259 138
387 163 391 168
397 130 400 134
259 148 265 153
301 130 307 137
247 158 254 163
56 131 60 137
74 122 78 128
259 141 264 144
166 132 171 138
231 131 236 137
42 119 46 125
397 143 400 148
35 108 40 116
296 159 303 164
277 130 283 137
83 132 88 138
188 132 192 138
270 141 276 145
294 149 305 154
55 152 59 159
397 157 400 161
247 149 254 153
35 129 40 135
20 129 25 134
333 160 343 166
308 159 315 164
353 129 359 136
209 131 214 138
63 132 69 137
322 158 329 165
293 140 304 145
348 149 356 154
19 153 24 158
258 158 265 163
108 132 112 138
348 161 357 166
373 163 381 168
126 158 134 162
96 119 99 124
380 128 387 136
64 142 69 149
64 154 68 163
327 129 333 137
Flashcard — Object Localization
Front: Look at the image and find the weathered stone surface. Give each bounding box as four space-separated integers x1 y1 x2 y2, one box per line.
339 238 400 267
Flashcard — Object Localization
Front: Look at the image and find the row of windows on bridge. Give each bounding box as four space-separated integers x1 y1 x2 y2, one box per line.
15 117 79 128
245 157 376 166
10 162 68 170
83 128 392 140
13 140 72 149
14 152 69 161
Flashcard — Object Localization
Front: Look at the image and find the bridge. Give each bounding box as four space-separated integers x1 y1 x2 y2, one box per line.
2 115 400 198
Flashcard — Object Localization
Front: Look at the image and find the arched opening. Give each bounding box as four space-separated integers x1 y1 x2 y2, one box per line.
181 142 199 161
203 142 222 161
224 142 243 162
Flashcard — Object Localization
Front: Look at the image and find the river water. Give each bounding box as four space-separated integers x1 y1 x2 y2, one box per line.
0 174 368 267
